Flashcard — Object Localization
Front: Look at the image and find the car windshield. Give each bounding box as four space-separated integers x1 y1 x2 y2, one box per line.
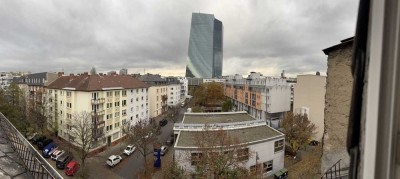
126 147 131 150
108 159 112 163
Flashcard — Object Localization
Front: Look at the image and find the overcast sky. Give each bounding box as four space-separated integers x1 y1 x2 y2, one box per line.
0 0 359 77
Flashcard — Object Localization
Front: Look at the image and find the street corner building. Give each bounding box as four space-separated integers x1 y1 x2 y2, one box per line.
185 13 223 78
46 72 149 150
173 111 285 178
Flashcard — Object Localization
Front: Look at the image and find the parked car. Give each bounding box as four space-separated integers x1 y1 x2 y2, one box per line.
56 153 73 169
65 161 80 176
42 143 57 158
154 146 168 156
31 136 46 145
159 119 168 127
160 146 168 156
107 155 122 167
51 150 65 161
123 145 136 156
38 139 53 150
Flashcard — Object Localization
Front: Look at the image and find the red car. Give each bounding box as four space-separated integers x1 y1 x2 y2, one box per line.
65 161 80 176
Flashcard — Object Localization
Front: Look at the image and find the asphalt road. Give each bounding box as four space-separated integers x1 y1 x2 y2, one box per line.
111 107 187 179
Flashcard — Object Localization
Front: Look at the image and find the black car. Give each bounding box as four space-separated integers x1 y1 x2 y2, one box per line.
56 153 73 169
32 136 46 145
38 139 53 150
159 119 168 127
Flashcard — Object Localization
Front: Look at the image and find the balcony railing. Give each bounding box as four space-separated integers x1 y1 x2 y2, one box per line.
0 113 63 179
91 98 105 104
321 159 349 179
91 110 105 116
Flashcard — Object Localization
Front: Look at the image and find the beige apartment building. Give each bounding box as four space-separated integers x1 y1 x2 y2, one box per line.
293 74 326 141
47 73 148 148
138 74 168 118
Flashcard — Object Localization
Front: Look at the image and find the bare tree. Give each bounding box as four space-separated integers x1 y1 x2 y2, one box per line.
69 111 95 167
126 119 157 176
187 126 252 178
282 112 316 155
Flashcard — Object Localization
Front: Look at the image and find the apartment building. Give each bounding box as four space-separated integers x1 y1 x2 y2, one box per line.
224 72 291 128
24 72 58 104
47 73 149 147
177 77 189 100
293 74 326 141
0 72 15 89
138 74 168 118
165 77 183 106
173 112 285 178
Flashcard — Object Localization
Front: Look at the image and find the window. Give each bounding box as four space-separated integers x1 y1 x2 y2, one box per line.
66 91 71 97
67 102 72 108
136 114 138 118
115 102 120 107
122 90 127 96
107 114 113 120
136 97 139 101
237 148 249 161
274 139 284 152
141 96 144 101
122 100 127 106
191 153 202 166
136 89 138 93
131 98 133 103
49 90 52 94
115 112 120 117
122 109 127 116
107 103 112 108
157 89 159 93
107 91 113 97
157 96 159 101
141 88 144 92
92 92 98 99
263 160 273 173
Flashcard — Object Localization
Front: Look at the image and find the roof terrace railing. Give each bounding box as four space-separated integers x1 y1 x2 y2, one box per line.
173 119 266 131
0 112 63 179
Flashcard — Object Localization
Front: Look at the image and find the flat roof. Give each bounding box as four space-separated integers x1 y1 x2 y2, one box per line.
182 112 255 124
175 125 283 148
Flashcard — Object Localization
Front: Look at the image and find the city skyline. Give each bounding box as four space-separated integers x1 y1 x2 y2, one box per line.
186 13 223 78
0 0 358 77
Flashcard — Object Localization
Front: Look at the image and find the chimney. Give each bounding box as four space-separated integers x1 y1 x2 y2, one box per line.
57 72 64 77
99 73 103 76
69 73 74 77
84 72 89 75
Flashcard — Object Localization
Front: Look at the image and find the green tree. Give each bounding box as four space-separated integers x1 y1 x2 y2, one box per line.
193 82 225 107
282 112 316 155
222 99 233 112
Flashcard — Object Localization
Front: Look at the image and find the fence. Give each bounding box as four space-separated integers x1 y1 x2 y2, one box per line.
0 112 63 179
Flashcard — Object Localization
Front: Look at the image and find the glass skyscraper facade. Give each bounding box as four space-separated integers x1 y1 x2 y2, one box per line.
185 13 223 78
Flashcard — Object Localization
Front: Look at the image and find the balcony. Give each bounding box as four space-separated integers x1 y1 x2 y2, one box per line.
0 113 63 179
91 110 105 116
91 98 105 104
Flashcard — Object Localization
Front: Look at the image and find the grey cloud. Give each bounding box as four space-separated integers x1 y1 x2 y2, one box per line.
0 0 358 76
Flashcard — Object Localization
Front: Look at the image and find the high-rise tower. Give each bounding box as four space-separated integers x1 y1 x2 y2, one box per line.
185 13 223 78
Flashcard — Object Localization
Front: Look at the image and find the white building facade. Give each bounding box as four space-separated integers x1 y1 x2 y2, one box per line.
167 83 181 107
173 112 285 178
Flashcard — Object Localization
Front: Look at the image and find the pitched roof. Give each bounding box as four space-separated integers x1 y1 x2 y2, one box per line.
47 74 149 91
138 74 166 82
